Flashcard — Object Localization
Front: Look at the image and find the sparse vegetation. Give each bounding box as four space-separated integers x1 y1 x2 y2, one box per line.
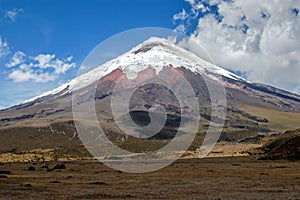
259 129 300 160
240 105 300 130
0 157 299 199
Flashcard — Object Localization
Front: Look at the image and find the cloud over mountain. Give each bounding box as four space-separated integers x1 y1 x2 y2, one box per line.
174 0 300 94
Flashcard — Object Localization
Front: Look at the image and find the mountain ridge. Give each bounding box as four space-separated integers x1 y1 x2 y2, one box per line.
0 37 299 139
0 37 300 158
17 37 247 106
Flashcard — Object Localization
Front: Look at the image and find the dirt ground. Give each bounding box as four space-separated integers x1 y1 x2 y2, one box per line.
0 156 299 199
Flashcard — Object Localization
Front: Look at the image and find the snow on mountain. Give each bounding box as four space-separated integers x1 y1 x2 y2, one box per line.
22 37 248 104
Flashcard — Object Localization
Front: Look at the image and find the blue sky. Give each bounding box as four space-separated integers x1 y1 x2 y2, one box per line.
0 0 190 108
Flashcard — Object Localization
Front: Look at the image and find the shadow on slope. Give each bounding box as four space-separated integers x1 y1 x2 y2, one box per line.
259 129 300 161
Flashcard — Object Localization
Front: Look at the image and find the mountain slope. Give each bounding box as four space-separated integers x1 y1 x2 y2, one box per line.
4 37 299 112
0 37 300 154
19 37 246 104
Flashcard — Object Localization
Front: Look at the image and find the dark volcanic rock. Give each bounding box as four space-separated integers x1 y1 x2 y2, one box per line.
53 163 66 170
49 180 61 183
239 135 265 143
27 166 36 171
0 169 11 174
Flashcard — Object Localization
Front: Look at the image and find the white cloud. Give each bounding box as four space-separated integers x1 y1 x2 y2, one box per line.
6 51 26 67
173 9 189 22
6 53 76 83
174 24 187 34
8 69 56 83
51 56 76 74
5 8 23 22
175 0 300 94
33 54 55 69
32 54 76 75
0 36 10 57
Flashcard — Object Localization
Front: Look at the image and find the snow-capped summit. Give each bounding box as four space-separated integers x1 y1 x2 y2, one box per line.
1 36 300 130
22 37 248 104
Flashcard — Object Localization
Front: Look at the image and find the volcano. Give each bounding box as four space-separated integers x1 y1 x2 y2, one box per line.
0 37 300 154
